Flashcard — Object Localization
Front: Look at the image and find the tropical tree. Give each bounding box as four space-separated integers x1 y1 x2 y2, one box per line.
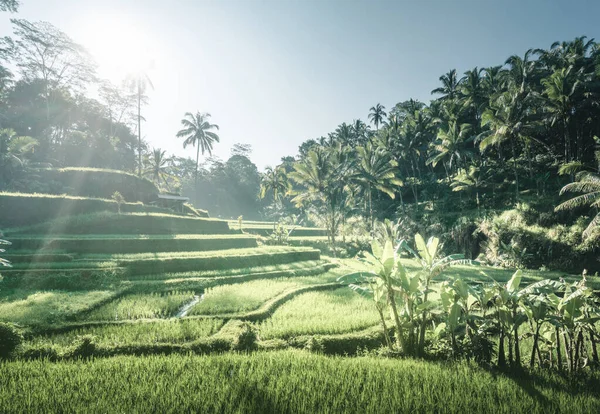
289 146 352 248
259 166 291 205
431 69 461 101
555 173 600 238
451 165 488 210
144 148 173 190
354 143 402 230
427 121 474 176
368 103 387 131
176 111 220 186
125 68 153 177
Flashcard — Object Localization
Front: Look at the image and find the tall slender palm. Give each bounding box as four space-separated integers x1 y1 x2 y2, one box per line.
176 112 220 186
355 143 402 230
460 67 487 123
431 69 461 101
125 70 153 178
144 148 173 190
368 103 387 131
259 166 291 205
479 91 534 197
427 121 474 176
541 67 582 162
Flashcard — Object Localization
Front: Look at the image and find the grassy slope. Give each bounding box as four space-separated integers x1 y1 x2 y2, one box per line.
0 351 598 413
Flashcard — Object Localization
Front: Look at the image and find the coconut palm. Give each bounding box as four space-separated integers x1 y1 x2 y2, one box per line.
368 103 387 131
431 69 461 101
427 121 475 176
144 148 173 190
259 166 291 205
125 69 153 178
451 165 488 211
555 173 600 238
176 112 220 185
479 91 535 197
354 142 402 230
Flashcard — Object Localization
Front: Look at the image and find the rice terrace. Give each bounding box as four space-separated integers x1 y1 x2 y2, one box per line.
1 0 600 413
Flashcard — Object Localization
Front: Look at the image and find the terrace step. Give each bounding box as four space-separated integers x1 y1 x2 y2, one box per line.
7 234 258 254
120 247 322 275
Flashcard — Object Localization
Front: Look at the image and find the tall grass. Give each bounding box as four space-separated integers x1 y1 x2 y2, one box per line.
258 288 380 339
189 273 340 316
83 291 196 321
26 318 224 348
0 351 598 413
0 290 113 325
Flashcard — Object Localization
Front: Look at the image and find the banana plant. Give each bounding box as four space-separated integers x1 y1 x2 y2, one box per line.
398 234 477 356
338 238 408 351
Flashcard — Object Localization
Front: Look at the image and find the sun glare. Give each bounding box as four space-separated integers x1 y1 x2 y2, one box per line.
78 16 154 82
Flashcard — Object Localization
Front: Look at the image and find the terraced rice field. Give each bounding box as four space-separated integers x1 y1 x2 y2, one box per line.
2 213 599 412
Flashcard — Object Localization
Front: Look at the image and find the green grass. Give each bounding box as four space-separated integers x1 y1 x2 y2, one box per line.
83 291 196 321
258 288 380 339
119 247 321 275
0 290 113 326
6 211 227 236
7 234 258 254
189 272 341 316
1 351 598 413
26 318 224 348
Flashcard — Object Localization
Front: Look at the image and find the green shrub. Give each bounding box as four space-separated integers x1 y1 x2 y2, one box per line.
304 336 324 353
0 322 23 359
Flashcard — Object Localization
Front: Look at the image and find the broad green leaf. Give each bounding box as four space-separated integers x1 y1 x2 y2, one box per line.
371 240 383 260
337 272 375 284
448 302 461 328
507 270 522 293
382 240 395 274
415 234 431 265
426 236 440 261
434 322 447 337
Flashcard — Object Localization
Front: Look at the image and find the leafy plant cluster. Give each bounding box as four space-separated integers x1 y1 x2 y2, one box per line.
339 233 600 372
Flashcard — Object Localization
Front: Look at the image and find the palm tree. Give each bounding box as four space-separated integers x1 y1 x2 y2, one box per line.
125 69 153 178
355 143 402 230
368 103 387 131
259 166 291 205
460 67 487 123
176 112 220 186
541 67 582 162
144 148 173 190
427 121 474 177
555 172 600 238
431 69 461 101
479 91 535 197
289 147 352 249
451 165 488 211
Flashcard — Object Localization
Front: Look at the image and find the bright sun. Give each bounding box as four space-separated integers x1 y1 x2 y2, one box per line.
78 16 154 83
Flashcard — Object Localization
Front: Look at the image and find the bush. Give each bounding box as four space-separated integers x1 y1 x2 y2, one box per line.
304 336 324 353
0 322 23 359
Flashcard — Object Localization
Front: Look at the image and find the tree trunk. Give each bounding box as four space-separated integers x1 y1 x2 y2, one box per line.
530 323 540 369
590 330 599 366
195 143 200 205
137 83 142 178
511 138 519 199
388 290 404 352
498 329 506 367
418 279 430 356
556 327 563 371
377 306 393 350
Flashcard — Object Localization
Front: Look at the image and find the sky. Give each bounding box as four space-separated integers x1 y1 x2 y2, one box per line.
1 0 600 170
